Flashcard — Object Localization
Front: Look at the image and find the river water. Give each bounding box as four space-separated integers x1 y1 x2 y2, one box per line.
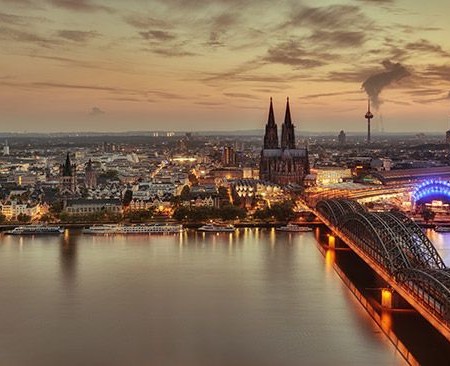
0 228 447 366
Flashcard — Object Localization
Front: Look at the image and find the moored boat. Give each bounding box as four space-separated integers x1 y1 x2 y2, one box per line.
434 226 450 233
276 224 312 232
197 223 236 232
4 225 64 235
82 223 183 235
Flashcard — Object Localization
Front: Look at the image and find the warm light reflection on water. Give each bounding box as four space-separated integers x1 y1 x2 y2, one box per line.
325 249 336 273
381 310 393 333
0 229 405 366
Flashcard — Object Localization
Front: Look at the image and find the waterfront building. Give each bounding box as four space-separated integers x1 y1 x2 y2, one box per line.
259 98 310 185
0 200 41 220
128 198 154 211
64 198 123 215
182 195 219 208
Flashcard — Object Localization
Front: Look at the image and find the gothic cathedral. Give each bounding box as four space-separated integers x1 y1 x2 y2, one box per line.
260 98 309 186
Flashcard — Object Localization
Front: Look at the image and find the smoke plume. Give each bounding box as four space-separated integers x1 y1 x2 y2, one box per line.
362 60 410 109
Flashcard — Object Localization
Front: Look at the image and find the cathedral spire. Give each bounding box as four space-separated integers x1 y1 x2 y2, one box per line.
263 97 279 149
62 152 73 176
281 97 296 149
267 97 275 126
284 97 292 125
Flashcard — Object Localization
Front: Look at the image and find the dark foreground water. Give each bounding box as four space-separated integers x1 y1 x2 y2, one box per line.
0 229 411 366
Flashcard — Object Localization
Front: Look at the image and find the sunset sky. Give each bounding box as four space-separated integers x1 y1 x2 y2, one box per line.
1 0 449 133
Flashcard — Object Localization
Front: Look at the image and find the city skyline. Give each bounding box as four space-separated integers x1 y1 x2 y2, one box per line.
1 0 450 133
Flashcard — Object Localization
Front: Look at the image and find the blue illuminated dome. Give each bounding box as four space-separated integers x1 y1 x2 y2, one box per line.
412 180 450 204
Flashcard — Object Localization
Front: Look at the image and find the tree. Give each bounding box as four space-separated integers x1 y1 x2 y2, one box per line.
122 189 133 206
304 212 316 222
125 209 154 222
17 213 31 223
218 205 246 220
254 201 295 222
188 173 198 186
39 213 53 223
173 205 246 222
180 185 191 201
173 207 191 221
218 186 229 200
422 208 436 223
49 200 63 214
59 212 70 222
0 213 6 224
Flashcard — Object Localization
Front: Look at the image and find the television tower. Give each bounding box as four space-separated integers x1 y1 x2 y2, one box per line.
365 98 374 143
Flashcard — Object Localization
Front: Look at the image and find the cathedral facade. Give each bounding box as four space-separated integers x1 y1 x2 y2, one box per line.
259 98 309 186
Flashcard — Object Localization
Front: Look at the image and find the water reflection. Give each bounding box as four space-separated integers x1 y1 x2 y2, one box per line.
427 229 450 265
325 249 336 273
381 310 392 333
59 229 78 288
0 229 407 366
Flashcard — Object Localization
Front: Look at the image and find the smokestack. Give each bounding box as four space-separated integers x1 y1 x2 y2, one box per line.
362 60 410 109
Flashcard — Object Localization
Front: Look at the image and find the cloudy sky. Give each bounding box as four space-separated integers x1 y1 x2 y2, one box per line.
1 0 449 133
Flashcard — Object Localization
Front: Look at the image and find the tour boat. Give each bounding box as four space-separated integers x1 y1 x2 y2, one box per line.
197 223 236 232
82 223 184 235
434 226 450 233
276 224 313 232
4 225 65 235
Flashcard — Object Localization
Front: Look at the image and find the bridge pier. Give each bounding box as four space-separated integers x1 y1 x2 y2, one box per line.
328 234 335 248
327 234 347 249
380 288 409 309
381 288 394 309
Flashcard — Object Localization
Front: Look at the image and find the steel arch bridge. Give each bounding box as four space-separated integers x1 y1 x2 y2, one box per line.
315 199 367 226
315 199 450 339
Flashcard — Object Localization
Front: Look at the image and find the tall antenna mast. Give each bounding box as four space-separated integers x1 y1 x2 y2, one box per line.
365 98 374 143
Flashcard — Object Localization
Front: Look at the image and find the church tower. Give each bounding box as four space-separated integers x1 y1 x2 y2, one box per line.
281 97 296 149
59 152 77 196
263 97 279 149
84 159 97 189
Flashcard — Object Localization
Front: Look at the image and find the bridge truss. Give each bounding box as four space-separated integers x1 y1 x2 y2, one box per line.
316 199 450 332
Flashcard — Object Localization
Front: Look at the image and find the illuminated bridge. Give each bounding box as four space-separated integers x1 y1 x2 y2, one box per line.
314 199 450 341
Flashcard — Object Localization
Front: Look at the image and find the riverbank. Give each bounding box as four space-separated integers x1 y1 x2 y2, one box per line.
0 220 324 231
0 219 445 231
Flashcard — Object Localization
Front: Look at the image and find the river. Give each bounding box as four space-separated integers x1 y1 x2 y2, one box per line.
1 228 447 365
